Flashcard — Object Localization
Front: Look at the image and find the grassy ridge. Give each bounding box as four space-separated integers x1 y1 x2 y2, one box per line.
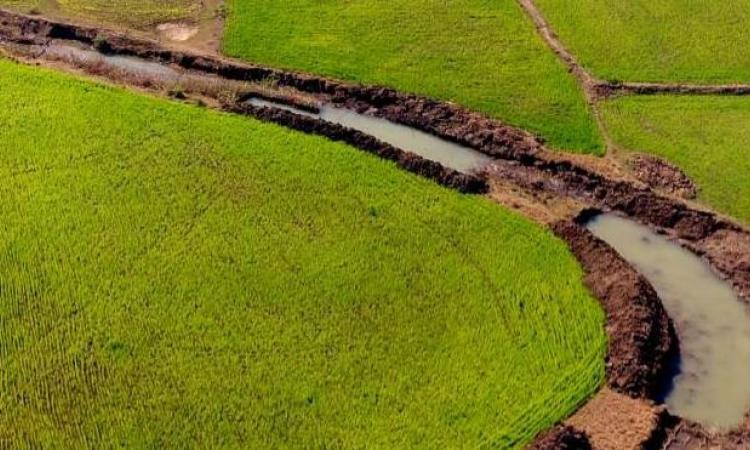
0 58 605 448
602 95 750 224
223 0 603 154
535 0 750 84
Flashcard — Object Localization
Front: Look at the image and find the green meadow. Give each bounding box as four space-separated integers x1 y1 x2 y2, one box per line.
222 0 603 154
535 0 750 84
603 95 750 225
0 0 201 26
0 58 605 448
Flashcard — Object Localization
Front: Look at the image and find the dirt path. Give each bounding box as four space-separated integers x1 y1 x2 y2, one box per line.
517 0 750 98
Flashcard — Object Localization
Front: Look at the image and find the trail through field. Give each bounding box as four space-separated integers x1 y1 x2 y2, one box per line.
517 0 750 98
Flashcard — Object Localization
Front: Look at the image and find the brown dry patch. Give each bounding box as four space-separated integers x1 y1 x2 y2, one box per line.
628 154 697 200
485 164 584 225
1 0 225 54
566 389 666 450
153 0 225 54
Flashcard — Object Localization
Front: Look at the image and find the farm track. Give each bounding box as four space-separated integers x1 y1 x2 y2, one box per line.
517 0 750 100
1 7 750 449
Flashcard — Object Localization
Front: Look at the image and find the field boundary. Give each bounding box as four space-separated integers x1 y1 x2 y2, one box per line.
517 0 750 98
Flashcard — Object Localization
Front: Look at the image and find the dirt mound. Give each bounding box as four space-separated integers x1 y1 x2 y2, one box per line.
629 154 697 200
662 415 750 449
528 425 592 450
566 389 668 450
226 101 488 194
552 220 676 398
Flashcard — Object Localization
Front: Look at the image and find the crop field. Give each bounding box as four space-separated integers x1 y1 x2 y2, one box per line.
534 0 750 84
222 0 603 154
602 95 750 225
0 0 201 26
0 58 606 448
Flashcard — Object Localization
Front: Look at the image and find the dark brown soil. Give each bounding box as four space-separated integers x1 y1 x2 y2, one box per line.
552 220 676 398
598 81 750 97
487 156 750 301
629 154 697 200
224 101 488 194
527 425 592 450
660 415 750 449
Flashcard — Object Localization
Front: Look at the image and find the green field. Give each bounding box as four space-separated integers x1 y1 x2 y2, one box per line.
0 58 606 448
223 0 603 154
602 95 750 224
535 0 750 84
0 0 200 26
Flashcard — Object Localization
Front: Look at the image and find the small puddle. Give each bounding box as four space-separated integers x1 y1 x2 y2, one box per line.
246 97 494 174
586 213 750 429
156 23 200 42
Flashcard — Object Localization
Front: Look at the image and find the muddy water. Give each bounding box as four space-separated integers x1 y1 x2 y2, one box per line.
586 213 750 429
44 42 180 81
246 98 493 173
246 97 318 118
31 41 493 174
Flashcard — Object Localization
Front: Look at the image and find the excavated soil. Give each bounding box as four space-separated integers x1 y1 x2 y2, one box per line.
628 154 697 200
566 389 668 450
662 415 750 449
224 102 488 194
3 8 750 449
527 425 592 450
552 220 676 398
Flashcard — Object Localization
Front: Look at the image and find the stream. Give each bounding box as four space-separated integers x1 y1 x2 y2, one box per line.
587 213 750 429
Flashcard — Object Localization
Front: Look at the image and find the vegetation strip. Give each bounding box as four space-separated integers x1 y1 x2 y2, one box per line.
517 0 750 98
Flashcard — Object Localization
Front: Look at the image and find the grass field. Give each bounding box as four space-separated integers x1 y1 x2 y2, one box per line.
535 0 750 84
0 0 201 26
602 95 750 224
0 58 606 448
222 0 603 154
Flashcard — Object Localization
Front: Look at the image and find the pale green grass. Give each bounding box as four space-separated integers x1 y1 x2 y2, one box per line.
603 95 750 224
0 0 200 26
0 58 605 448
535 0 750 84
223 0 603 154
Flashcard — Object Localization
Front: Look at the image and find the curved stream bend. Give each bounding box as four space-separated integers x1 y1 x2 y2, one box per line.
246 97 494 174
587 213 750 429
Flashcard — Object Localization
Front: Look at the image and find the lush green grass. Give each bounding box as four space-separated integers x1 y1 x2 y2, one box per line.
0 0 201 26
222 0 603 154
535 0 750 84
602 95 750 224
0 58 606 448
